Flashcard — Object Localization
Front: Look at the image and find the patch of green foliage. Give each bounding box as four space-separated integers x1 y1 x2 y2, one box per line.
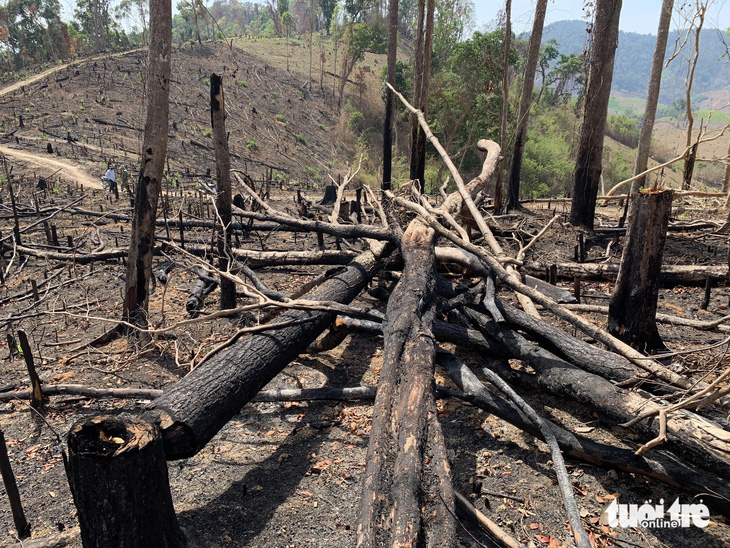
246 140 258 151
296 133 306 144
605 114 640 148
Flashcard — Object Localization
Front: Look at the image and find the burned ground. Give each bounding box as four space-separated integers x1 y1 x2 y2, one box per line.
1 42 730 548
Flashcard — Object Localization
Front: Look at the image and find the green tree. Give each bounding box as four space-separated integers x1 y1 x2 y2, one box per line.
116 0 149 45
177 0 203 43
320 0 337 34
541 53 585 106
2 0 71 68
428 30 511 175
74 0 114 51
282 10 293 71
535 38 560 104
432 0 473 70
337 19 386 105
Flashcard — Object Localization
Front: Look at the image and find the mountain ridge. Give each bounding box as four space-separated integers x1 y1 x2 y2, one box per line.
536 20 730 104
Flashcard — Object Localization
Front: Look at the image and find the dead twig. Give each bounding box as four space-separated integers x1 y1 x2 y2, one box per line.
453 491 526 548
480 367 590 548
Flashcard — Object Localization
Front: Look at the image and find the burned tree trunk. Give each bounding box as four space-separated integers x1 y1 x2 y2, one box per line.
66 415 184 548
382 0 399 191
357 222 455 548
147 250 382 458
122 0 171 330
466 308 730 480
358 140 500 547
569 0 622 229
506 0 548 211
211 73 236 309
67 251 383 544
608 189 673 352
0 429 30 539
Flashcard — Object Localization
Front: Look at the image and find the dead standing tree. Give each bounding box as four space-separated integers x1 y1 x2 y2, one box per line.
570 0 622 229
210 72 236 309
122 0 172 332
505 0 548 211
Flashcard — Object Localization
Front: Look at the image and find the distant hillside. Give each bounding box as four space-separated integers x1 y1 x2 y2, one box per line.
539 20 730 104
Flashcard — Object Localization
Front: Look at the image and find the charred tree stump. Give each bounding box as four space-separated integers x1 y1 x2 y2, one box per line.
66 415 185 548
17 330 43 409
211 73 236 310
147 250 382 458
608 189 672 353
319 184 337 205
0 429 30 539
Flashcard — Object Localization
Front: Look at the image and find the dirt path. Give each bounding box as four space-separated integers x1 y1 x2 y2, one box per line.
0 145 103 189
0 49 146 98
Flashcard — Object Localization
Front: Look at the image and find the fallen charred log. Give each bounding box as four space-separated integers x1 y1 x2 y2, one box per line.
357 223 455 548
464 308 730 481
146 249 383 458
437 351 730 516
525 261 729 285
494 299 644 385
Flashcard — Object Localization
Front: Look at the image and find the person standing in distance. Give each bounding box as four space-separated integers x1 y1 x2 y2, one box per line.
105 164 119 200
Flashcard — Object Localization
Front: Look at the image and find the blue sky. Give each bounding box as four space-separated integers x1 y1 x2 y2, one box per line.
473 0 730 35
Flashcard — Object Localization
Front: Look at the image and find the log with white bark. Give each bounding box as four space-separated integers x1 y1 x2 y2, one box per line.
525 261 729 285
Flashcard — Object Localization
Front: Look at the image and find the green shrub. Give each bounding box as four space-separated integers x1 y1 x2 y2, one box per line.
603 148 634 186
296 133 306 144
605 114 640 148
237 80 248 87
247 139 258 151
521 134 574 197
203 129 213 138
275 114 286 122
318 123 326 130
348 110 364 132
